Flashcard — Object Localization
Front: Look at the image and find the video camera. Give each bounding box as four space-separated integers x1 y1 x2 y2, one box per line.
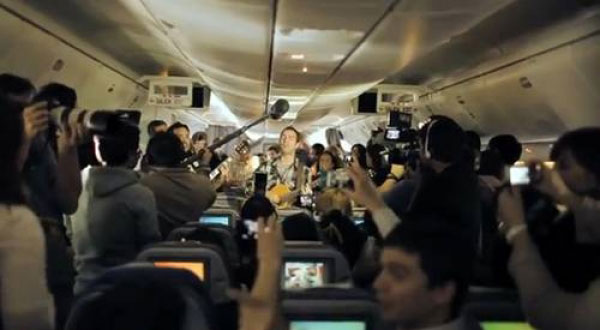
384 110 414 143
379 110 421 165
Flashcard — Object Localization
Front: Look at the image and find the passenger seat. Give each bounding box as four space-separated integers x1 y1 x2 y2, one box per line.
65 264 214 330
137 241 232 303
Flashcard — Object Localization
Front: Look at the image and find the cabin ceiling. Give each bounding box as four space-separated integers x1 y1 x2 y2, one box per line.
5 0 596 135
9 0 513 125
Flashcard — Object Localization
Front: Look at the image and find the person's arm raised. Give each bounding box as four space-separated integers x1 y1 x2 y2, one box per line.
343 160 400 237
55 119 82 214
231 215 285 330
497 187 600 330
18 102 49 171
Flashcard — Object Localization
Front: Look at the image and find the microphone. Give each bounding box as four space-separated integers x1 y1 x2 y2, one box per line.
268 99 289 120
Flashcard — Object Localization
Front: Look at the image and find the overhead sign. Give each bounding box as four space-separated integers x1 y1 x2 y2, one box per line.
147 77 193 107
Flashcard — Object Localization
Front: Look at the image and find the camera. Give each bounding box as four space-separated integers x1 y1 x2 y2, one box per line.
384 111 415 143
49 107 141 136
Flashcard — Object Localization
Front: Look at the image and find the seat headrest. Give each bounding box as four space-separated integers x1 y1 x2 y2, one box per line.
283 288 381 330
66 264 213 330
137 242 232 304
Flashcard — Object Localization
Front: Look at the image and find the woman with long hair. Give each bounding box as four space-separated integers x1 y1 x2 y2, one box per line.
0 98 54 329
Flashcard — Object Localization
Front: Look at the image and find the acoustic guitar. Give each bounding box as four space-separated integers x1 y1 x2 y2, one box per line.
267 184 300 209
266 158 307 209
207 140 250 183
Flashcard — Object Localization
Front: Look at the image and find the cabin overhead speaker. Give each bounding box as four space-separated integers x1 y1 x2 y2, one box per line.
191 86 211 108
356 90 378 114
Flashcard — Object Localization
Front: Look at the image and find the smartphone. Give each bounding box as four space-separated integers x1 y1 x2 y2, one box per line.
509 166 530 185
209 167 221 181
300 194 313 207
254 172 267 194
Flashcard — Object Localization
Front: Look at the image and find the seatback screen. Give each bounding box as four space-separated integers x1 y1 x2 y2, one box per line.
290 321 366 330
283 261 327 289
154 261 205 281
481 322 534 330
200 215 230 226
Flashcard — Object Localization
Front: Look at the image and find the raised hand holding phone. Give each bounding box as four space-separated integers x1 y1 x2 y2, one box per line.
231 214 283 330
343 157 386 211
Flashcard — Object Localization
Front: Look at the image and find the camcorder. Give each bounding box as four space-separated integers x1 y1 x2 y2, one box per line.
384 111 414 143
380 111 421 165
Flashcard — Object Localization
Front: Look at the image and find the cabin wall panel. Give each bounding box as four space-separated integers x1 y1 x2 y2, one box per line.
418 34 600 141
0 8 145 110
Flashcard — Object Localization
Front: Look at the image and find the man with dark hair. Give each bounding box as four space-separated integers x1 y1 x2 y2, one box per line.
496 127 600 330
385 116 480 241
168 122 192 155
267 144 281 161
343 162 480 329
147 120 167 138
549 127 600 196
263 126 311 207
191 131 208 153
34 83 77 109
464 130 481 171
375 218 480 330
71 123 160 294
0 73 36 104
487 134 522 166
310 143 325 166
141 132 216 238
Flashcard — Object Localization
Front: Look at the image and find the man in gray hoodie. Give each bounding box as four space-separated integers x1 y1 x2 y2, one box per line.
71 123 161 294
141 132 216 238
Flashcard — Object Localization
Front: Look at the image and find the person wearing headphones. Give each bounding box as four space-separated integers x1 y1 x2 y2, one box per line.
385 116 481 247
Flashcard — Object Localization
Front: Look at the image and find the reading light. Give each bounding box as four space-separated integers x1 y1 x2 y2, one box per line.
302 67 308 73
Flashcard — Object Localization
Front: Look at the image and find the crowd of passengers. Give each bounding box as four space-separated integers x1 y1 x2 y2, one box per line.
0 72 599 330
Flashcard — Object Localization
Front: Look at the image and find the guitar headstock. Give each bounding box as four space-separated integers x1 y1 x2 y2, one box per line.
234 140 251 156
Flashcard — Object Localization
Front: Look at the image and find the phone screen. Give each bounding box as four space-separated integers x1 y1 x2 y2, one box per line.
300 195 313 207
385 129 400 140
254 172 267 193
209 168 221 181
510 166 530 185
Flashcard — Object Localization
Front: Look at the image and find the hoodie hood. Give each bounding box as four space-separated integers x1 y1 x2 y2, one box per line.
87 167 140 197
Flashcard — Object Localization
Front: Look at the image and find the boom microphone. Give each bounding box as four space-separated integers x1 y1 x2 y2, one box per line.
268 99 289 120
181 99 289 167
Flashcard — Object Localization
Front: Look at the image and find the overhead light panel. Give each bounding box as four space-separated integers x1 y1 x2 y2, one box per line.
291 54 305 60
